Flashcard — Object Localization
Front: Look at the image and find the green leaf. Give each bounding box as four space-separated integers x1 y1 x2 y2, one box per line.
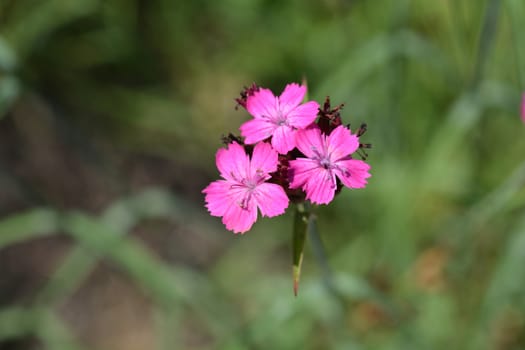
35 247 94 306
467 216 525 349
507 0 525 86
100 187 179 232
37 188 184 305
0 208 59 248
0 306 84 350
0 307 42 340
0 37 17 71
63 212 239 339
63 212 187 307
36 312 85 350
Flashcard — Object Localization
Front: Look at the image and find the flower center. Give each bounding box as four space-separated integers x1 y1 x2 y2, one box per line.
233 169 267 209
243 179 258 190
311 146 333 170
319 158 332 169
275 110 288 126
230 169 266 187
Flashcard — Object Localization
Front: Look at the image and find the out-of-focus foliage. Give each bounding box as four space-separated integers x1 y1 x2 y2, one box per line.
1 0 525 349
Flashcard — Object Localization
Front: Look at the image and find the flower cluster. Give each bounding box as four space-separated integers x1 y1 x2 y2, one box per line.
203 83 372 233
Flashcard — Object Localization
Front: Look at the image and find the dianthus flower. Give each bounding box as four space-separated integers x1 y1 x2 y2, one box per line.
288 125 371 204
240 83 319 154
202 141 289 233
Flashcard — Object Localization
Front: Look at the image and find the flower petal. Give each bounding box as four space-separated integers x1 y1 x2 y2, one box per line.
216 142 249 182
288 158 319 189
202 180 234 217
286 101 319 129
205 184 258 234
240 118 276 145
327 125 359 161
250 141 278 175
303 168 337 205
295 125 325 158
278 83 306 115
253 183 289 217
222 196 258 234
334 159 371 189
290 158 337 204
246 88 278 119
271 125 297 154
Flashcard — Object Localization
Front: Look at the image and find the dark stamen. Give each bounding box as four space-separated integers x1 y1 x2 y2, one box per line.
235 83 260 110
356 123 367 137
221 133 243 145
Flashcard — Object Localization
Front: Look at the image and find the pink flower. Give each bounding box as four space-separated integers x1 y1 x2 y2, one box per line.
203 141 289 233
240 83 319 154
521 93 525 124
289 125 371 205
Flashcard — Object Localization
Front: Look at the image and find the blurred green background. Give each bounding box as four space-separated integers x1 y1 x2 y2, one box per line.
1 0 525 349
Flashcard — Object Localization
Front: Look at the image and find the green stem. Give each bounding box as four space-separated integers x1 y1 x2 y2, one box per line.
292 203 309 296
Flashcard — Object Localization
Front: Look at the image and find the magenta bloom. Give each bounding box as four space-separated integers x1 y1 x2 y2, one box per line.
289 125 371 205
203 142 289 233
521 93 525 124
240 83 319 154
